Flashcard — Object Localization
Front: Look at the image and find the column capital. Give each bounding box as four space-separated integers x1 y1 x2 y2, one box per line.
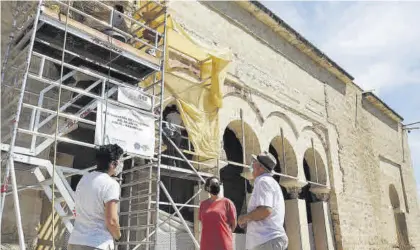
280 176 308 199
310 185 331 202
286 186 302 199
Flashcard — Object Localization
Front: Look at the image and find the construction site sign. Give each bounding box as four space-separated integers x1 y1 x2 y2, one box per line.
118 86 153 110
95 102 155 158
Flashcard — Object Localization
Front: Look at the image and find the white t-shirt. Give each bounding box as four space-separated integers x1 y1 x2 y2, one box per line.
68 171 120 249
246 173 287 249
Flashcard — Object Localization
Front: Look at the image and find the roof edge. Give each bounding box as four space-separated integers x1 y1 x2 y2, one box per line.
235 1 404 122
236 1 354 84
362 92 404 122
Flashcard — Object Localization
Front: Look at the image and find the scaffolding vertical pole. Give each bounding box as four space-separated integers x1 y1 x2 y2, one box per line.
154 8 168 248
125 160 135 250
146 161 153 250
51 1 72 247
240 109 246 165
240 108 247 207
281 128 287 175
311 139 319 183
0 1 44 249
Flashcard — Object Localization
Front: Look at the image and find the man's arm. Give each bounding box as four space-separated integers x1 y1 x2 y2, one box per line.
238 180 274 227
238 206 272 226
105 200 121 240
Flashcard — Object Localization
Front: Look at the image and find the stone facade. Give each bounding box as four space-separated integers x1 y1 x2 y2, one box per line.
166 1 420 249
1 1 420 250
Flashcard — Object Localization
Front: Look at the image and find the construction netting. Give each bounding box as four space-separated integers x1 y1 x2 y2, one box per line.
135 2 232 160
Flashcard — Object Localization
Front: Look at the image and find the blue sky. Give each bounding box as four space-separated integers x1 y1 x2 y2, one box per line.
262 1 420 197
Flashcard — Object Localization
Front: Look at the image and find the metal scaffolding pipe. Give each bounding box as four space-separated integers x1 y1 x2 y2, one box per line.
0 2 44 248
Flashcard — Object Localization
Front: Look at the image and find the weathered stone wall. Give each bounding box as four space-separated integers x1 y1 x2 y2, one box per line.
167 1 420 250
1 1 420 249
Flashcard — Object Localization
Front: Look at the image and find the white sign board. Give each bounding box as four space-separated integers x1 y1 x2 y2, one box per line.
95 102 155 158
118 86 152 110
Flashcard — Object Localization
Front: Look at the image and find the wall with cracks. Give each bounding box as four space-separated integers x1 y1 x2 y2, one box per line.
168 1 420 249
1 1 420 249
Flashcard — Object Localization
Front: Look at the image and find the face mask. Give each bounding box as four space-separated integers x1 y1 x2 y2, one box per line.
114 160 124 176
249 165 254 175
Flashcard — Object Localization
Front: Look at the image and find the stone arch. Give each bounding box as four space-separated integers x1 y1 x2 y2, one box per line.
302 126 328 153
296 127 329 185
226 120 262 164
221 94 264 129
266 111 299 139
220 120 260 233
223 92 264 125
303 148 327 185
260 112 299 178
269 136 298 178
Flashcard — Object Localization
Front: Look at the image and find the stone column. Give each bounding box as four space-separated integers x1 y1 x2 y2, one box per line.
281 178 310 250
310 186 335 250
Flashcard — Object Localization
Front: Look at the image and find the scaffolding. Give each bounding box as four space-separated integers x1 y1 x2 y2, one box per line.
0 1 215 249
0 1 331 249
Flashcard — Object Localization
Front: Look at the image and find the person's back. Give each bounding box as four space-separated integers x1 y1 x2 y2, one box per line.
69 171 120 249
247 174 286 247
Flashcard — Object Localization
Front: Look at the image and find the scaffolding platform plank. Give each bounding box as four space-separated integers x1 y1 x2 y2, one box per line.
24 7 161 84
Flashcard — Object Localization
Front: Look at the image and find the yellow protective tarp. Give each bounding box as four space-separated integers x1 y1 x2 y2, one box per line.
134 3 232 159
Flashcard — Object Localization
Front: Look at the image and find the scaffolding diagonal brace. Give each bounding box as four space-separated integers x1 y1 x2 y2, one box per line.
162 130 206 184
159 182 200 249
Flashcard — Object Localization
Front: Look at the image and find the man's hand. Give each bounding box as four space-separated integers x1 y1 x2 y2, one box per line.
238 215 250 228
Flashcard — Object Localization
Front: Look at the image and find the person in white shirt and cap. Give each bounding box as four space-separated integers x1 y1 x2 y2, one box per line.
238 151 288 250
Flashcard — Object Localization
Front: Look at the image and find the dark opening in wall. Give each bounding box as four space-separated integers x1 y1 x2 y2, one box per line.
56 126 96 190
159 105 195 222
220 127 251 234
268 144 288 199
300 159 314 223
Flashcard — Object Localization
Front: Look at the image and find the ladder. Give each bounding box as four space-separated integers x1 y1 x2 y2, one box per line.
0 1 209 249
33 167 75 232
6 153 77 233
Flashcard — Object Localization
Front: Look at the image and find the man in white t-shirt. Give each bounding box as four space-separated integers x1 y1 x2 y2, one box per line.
68 144 124 250
238 151 288 250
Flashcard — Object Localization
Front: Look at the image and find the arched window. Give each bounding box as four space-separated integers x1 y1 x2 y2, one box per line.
220 121 260 233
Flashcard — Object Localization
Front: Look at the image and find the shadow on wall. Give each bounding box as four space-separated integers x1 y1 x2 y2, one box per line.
200 1 347 96
389 184 411 249
36 206 69 250
362 99 398 131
